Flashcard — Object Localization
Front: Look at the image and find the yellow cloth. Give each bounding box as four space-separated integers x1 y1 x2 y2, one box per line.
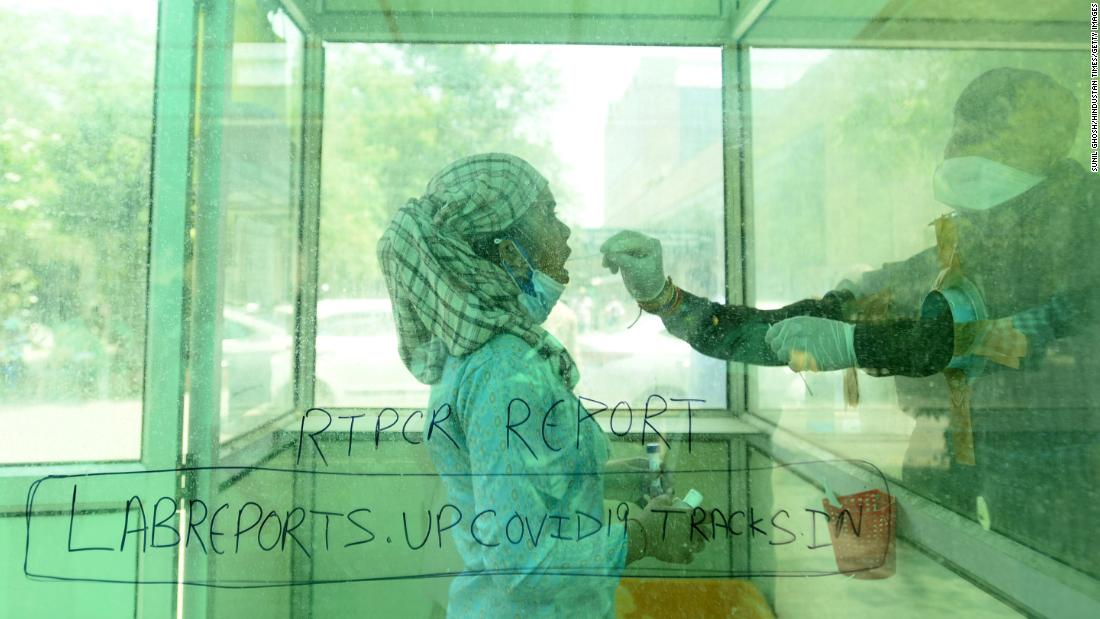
615 579 775 619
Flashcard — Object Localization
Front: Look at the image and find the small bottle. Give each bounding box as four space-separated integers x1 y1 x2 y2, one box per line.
646 442 663 497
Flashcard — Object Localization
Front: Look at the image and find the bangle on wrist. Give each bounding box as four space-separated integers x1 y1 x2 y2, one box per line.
638 277 681 317
659 286 684 317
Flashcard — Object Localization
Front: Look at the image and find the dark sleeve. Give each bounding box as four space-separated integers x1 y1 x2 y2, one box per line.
853 311 953 377
661 288 854 364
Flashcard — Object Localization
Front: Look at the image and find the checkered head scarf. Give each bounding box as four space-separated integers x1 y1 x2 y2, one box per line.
378 153 578 388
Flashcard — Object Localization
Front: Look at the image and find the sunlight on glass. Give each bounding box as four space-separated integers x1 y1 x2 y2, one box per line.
319 44 725 410
0 0 157 463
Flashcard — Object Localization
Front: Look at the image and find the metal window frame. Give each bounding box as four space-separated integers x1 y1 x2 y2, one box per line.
180 1 317 617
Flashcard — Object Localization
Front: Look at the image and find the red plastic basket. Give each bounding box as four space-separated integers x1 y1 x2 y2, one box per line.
823 488 896 579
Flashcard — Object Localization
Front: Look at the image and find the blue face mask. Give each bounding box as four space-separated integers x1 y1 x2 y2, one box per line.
500 240 565 324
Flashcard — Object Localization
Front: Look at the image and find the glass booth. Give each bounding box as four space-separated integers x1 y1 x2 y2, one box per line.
2 1 1097 617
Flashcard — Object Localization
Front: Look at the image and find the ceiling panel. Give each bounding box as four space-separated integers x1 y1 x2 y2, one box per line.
765 0 1082 23
320 0 725 17
748 0 1086 48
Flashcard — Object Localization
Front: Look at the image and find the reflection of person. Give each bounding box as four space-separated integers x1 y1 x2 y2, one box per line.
764 68 1094 379
378 154 703 618
764 68 1100 577
604 69 1100 576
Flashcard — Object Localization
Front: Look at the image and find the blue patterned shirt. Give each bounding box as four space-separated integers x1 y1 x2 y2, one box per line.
428 333 629 619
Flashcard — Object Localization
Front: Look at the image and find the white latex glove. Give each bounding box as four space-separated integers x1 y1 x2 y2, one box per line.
600 230 667 302
637 493 707 563
765 316 857 372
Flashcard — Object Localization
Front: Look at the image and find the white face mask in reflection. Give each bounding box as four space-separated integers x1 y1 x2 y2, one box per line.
932 156 1044 211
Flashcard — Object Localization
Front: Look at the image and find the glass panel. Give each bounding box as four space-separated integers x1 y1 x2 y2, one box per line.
0 0 158 463
749 47 1100 579
319 44 725 410
217 1 302 441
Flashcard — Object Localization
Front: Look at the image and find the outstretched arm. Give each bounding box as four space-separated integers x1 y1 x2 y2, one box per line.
600 229 852 364
660 287 852 365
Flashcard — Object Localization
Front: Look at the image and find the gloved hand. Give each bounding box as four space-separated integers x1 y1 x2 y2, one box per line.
635 493 708 564
603 456 665 502
600 230 667 302
765 316 857 372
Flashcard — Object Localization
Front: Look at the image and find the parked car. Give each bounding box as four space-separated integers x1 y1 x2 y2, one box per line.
225 299 432 414
311 298 430 409
222 308 292 422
